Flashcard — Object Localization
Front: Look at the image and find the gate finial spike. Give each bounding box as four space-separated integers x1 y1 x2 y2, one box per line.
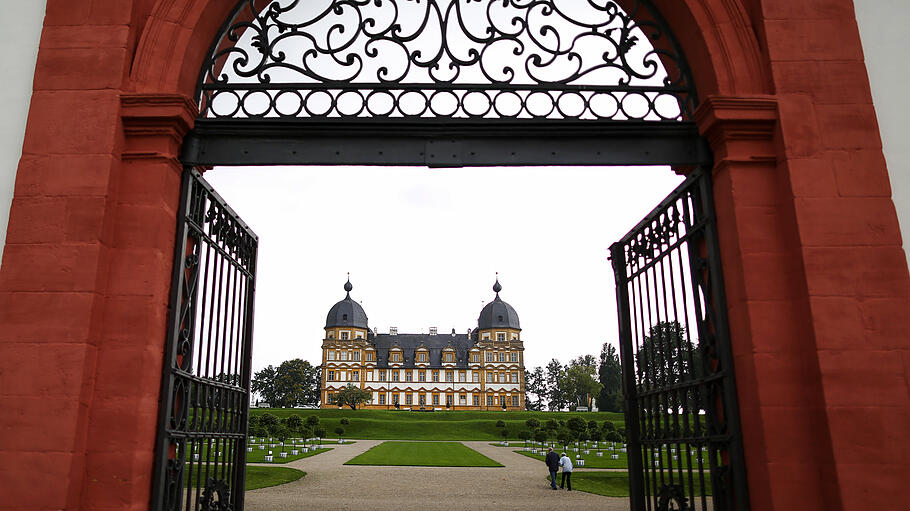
344 273 353 297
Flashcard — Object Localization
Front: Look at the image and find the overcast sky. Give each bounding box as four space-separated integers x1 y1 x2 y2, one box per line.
205 165 683 373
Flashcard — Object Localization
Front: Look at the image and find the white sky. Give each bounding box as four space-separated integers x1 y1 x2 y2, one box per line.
205 165 683 373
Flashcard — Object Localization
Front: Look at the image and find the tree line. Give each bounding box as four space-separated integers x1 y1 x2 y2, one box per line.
524 342 622 412
251 359 321 407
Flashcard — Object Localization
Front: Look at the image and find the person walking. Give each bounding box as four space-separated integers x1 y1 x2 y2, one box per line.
559 452 573 491
545 447 560 490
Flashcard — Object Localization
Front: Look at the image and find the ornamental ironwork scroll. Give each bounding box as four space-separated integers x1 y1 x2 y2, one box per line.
151 169 258 511
198 0 697 121
610 168 749 511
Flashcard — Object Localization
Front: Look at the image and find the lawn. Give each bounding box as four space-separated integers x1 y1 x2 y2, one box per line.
344 441 503 467
508 441 706 470
246 466 305 490
545 472 711 498
250 408 624 440
246 446 332 464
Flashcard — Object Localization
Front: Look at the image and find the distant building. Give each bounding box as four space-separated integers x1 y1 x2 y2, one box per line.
320 277 526 410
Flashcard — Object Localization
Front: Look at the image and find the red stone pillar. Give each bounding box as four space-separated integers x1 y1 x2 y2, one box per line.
696 96 841 510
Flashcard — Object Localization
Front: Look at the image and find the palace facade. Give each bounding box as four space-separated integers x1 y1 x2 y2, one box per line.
320 278 525 410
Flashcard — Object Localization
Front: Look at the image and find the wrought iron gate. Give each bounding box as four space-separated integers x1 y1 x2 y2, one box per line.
610 167 748 511
151 168 258 511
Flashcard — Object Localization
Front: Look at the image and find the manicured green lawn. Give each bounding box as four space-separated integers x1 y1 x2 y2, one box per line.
250 408 624 440
551 472 712 498
344 441 503 467
516 446 630 469
245 466 305 490
246 446 332 464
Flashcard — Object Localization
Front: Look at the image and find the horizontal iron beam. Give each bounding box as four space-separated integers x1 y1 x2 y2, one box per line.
183 120 711 167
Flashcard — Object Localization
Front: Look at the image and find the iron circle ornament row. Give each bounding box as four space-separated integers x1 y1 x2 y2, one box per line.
197 0 698 122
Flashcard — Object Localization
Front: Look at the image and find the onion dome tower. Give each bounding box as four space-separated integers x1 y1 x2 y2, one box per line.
477 276 521 331
325 275 369 330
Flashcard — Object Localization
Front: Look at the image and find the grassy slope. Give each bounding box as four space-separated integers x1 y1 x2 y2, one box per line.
251 409 624 440
553 472 712 498
345 441 503 467
246 447 332 464
246 466 306 490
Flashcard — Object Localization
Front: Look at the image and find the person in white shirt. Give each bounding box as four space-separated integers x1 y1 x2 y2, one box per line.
559 452 573 491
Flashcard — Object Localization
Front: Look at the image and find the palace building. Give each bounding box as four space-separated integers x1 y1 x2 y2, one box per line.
320 277 526 410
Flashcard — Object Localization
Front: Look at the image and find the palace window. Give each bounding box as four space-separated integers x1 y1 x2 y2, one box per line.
459 395 466 405
472 371 479 383
458 371 466 383
419 394 426 406
432 394 440 406
341 332 349 340
418 352 427 362
497 333 505 341
379 370 387 382
379 394 386 405
393 394 399 405
473 394 480 406
482 333 490 340
510 372 517 383
511 352 518 362
487 395 494 406
446 371 453 383
328 351 336 361
328 332 335 339
327 393 335 404
419 371 426 382
498 352 506 362
446 395 453 407
340 351 349 361
356 332 364 339
432 371 439 382
392 370 399 382
353 351 361 361
365 352 374 361
352 371 359 382
327 370 335 381
444 353 453 363
339 370 346 380
511 395 520 406
406 371 413 382
406 394 413 405
392 353 400 362
472 353 479 362
486 371 493 382
485 352 494 362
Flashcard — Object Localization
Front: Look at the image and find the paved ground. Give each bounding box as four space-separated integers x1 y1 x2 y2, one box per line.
246 440 630 510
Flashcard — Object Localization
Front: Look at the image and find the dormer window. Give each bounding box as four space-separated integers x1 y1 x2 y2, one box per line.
341 332 349 340
444 353 454 363
342 313 348 321
497 333 505 341
498 315 503 322
418 353 427 363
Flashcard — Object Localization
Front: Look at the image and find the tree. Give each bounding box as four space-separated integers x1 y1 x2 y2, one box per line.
545 419 558 433
597 342 623 412
578 430 589 443
590 429 602 442
605 431 623 443
534 430 547 444
563 363 603 410
587 420 598 432
636 321 703 392
602 421 616 432
334 426 345 440
566 417 586 434
259 412 279 435
284 414 303 432
314 427 327 445
306 415 320 428
525 418 540 430
340 417 350 426
525 367 547 411
272 424 291 452
252 359 322 407
251 365 279 405
500 429 509 441
556 430 571 448
334 383 371 410
545 359 567 411
518 430 532 446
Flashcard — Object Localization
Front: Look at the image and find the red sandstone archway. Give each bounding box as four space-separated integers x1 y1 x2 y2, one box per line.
1 0 907 509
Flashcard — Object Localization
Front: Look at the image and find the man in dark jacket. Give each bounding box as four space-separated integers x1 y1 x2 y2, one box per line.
545 447 560 490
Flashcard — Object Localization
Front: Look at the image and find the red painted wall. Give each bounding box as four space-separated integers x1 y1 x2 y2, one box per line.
0 0 907 509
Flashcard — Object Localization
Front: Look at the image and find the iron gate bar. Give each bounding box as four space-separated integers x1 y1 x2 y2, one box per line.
610 167 749 511
183 120 711 167
152 168 258 511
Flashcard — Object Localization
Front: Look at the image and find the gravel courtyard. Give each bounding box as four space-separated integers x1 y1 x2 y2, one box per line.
246 440 630 510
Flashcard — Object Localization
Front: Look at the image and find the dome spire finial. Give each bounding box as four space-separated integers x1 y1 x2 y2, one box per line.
493 272 502 295
344 273 353 297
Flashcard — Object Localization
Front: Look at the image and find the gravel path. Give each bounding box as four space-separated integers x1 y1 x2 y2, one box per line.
246 440 630 510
